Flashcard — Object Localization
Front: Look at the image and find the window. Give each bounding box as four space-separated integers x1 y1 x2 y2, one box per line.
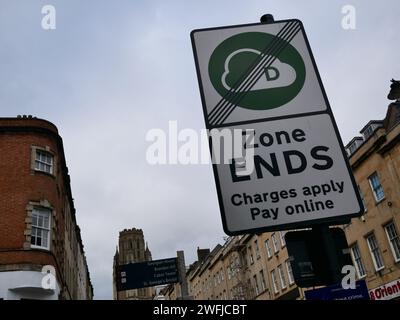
272 233 279 253
31 207 51 250
368 172 385 202
286 260 294 285
358 185 367 212
363 125 374 140
35 150 53 174
248 247 254 265
366 234 384 271
278 264 287 289
350 243 366 278
230 261 235 277
265 239 272 258
260 270 266 291
220 268 224 281
255 240 260 259
348 142 358 154
271 269 279 293
280 231 286 247
253 275 259 296
385 222 400 262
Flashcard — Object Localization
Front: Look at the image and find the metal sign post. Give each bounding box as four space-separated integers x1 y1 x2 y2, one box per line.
177 250 191 300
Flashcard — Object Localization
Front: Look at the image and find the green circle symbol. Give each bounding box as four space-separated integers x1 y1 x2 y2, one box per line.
208 32 306 110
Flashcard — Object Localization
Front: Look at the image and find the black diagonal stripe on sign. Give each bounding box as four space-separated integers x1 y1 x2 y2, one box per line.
208 22 293 122
211 22 301 126
207 21 294 124
217 26 301 126
208 21 298 124
214 23 301 126
210 22 300 126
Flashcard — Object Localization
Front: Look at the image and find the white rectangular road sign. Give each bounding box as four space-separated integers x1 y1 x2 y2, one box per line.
191 19 364 235
214 114 362 234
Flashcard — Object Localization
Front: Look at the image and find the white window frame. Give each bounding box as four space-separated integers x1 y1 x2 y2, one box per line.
363 125 374 140
34 149 54 175
271 269 279 294
368 172 385 203
385 222 400 262
280 231 286 247
271 233 279 253
265 239 272 258
358 185 367 212
253 275 259 296
278 264 287 289
350 243 366 278
366 234 385 271
260 270 266 291
30 207 51 250
285 260 295 285
348 142 358 154
255 240 261 259
248 247 254 265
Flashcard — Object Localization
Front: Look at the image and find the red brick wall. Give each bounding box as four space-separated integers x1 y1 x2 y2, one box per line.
0 250 56 266
0 118 93 299
0 118 65 274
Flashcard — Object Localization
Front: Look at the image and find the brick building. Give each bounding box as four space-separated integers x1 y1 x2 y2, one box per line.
0 116 93 300
113 228 154 300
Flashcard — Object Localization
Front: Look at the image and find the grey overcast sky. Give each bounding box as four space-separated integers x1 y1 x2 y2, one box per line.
0 0 399 299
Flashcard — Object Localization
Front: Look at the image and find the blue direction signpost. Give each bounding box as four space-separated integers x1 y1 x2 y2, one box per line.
305 280 370 300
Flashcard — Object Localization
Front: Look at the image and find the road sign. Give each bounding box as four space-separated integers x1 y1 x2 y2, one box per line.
116 258 178 291
305 280 370 300
285 227 353 287
191 18 363 235
192 19 328 127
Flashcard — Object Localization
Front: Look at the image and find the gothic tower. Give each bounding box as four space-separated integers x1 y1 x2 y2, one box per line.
112 228 154 300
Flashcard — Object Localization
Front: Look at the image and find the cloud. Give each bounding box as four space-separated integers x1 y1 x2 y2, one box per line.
222 48 296 91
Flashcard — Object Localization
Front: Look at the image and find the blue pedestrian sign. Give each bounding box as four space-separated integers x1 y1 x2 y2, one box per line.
305 280 370 300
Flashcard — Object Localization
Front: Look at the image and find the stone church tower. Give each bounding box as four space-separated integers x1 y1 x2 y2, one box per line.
113 228 154 300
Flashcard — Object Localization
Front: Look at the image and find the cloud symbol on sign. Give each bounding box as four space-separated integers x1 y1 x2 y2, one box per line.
221 48 297 92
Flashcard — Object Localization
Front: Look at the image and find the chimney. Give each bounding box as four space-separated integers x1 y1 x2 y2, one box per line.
197 248 210 262
388 79 400 101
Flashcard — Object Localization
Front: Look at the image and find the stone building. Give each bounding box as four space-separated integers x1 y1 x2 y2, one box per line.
343 81 400 300
0 116 93 300
112 228 154 300
166 234 301 300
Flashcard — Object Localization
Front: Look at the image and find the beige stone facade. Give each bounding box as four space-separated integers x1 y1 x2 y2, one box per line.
343 101 400 300
165 234 304 300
